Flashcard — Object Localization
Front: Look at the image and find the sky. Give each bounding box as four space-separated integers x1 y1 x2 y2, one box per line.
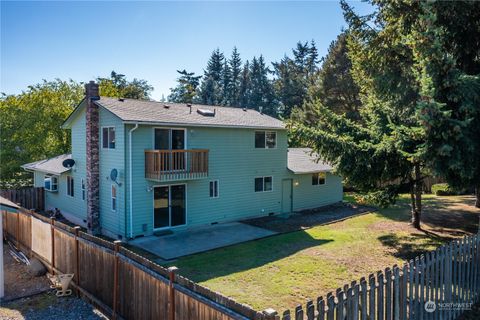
1 1 374 101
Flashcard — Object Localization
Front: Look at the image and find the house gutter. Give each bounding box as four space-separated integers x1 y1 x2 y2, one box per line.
128 123 139 239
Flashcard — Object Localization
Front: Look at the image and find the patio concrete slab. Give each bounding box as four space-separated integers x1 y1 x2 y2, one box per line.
129 222 277 260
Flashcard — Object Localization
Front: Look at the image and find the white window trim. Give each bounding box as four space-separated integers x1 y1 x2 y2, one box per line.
255 131 277 149
44 175 58 192
66 176 74 198
111 184 117 212
312 172 327 186
102 126 116 149
254 176 273 193
209 180 219 198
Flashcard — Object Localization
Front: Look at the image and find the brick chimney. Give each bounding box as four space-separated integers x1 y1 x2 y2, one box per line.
85 81 101 235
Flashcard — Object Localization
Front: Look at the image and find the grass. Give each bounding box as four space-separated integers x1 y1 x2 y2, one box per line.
169 194 479 312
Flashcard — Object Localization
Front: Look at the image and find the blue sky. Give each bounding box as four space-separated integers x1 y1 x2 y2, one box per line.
1 1 373 100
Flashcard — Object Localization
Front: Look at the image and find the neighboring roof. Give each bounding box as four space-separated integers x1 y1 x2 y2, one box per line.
0 195 20 212
86 97 285 130
21 154 72 175
287 148 333 174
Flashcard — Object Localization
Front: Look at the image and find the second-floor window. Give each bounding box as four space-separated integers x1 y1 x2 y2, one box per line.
255 131 276 149
255 176 273 192
102 127 116 149
67 176 74 197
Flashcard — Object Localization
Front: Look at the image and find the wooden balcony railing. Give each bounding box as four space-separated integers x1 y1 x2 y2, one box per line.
145 149 209 181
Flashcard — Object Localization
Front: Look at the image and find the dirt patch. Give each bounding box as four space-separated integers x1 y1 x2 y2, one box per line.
242 202 374 233
2 243 50 301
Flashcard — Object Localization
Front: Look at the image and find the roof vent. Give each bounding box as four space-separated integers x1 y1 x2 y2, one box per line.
163 104 170 109
118 98 125 102
243 108 247 112
197 108 216 117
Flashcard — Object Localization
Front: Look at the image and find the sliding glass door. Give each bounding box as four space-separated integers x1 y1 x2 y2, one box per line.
153 184 186 229
154 128 186 171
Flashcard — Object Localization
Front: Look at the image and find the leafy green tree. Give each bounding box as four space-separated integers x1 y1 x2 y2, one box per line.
0 80 83 186
97 71 153 100
168 69 202 103
413 1 480 207
305 32 361 122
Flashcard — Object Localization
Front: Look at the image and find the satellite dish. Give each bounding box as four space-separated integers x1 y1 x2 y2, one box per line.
110 169 122 186
62 159 75 169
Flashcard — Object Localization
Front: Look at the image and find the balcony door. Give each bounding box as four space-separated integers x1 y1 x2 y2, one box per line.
154 128 185 171
153 184 186 229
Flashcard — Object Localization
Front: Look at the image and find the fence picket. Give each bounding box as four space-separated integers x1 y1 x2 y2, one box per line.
368 274 376 320
377 272 384 320
360 278 367 320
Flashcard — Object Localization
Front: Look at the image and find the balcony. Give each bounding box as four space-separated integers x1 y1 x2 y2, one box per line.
145 149 209 182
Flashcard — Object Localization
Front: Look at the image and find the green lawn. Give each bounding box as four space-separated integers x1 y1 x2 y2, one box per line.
169 194 479 312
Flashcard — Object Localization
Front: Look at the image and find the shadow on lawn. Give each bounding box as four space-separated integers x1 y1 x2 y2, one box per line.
172 230 333 282
378 232 451 261
376 195 479 235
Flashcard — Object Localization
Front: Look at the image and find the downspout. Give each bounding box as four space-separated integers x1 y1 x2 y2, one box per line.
128 123 139 239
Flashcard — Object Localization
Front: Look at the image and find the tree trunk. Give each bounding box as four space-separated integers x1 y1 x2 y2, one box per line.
411 164 422 229
475 186 480 209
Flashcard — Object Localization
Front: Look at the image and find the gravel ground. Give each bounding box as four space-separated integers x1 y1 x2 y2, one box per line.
0 243 107 320
0 292 107 320
2 243 50 301
242 201 375 233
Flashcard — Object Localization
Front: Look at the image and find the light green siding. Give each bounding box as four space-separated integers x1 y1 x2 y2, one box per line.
98 107 125 239
36 103 343 239
125 125 343 238
289 172 343 211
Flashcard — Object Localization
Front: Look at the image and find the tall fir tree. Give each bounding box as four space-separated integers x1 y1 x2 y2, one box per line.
239 60 251 108
221 60 232 106
300 32 361 123
249 56 277 116
198 49 225 105
228 47 242 107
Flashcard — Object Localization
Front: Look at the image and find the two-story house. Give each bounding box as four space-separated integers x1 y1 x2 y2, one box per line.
22 81 343 240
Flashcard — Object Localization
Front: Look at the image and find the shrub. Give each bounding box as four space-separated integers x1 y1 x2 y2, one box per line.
431 183 467 196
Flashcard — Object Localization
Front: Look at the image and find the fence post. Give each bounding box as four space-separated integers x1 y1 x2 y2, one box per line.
16 204 21 248
73 226 81 296
168 266 178 320
263 308 279 320
112 240 121 320
50 217 55 274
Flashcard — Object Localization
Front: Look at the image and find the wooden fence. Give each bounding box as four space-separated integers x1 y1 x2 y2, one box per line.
2 200 480 320
275 234 480 320
0 187 44 211
1 208 264 320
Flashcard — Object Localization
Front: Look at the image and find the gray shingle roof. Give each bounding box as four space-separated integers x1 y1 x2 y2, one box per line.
21 154 72 175
95 97 285 129
287 148 333 174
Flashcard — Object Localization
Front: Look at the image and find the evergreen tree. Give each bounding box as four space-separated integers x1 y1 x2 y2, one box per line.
239 60 251 108
168 69 202 103
249 56 277 116
221 60 231 106
198 49 225 105
273 41 320 118
228 47 242 106
413 1 480 207
290 0 428 228
302 32 361 123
